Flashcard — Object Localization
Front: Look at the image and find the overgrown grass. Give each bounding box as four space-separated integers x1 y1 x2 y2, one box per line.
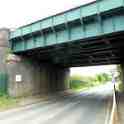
0 93 19 110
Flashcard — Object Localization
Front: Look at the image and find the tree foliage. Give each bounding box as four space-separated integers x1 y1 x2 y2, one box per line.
70 73 112 90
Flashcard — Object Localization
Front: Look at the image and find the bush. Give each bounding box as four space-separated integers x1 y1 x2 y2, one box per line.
70 73 111 91
116 81 124 92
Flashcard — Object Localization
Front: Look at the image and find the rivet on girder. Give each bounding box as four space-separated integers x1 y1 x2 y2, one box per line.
30 26 36 47
51 17 57 43
64 14 71 41
79 8 86 37
19 29 26 50
96 0 104 35
40 22 46 46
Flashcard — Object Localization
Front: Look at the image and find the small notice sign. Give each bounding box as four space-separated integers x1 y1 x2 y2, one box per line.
15 75 22 82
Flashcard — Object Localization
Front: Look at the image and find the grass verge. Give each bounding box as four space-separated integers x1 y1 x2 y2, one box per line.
0 94 19 111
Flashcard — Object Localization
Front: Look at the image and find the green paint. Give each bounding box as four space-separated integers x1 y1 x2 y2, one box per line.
10 0 124 52
0 73 8 95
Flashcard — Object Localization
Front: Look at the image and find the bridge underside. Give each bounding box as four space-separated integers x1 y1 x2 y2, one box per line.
16 31 124 67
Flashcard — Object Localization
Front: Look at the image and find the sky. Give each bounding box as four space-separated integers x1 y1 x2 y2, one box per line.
0 0 95 28
70 65 117 76
0 0 117 75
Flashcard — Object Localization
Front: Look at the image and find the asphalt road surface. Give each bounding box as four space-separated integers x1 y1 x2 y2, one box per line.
0 83 113 124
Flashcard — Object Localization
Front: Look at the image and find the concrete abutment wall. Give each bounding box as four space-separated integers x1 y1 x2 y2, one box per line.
0 28 70 97
7 57 70 97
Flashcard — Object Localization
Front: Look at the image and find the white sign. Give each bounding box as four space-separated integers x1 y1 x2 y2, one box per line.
15 75 22 82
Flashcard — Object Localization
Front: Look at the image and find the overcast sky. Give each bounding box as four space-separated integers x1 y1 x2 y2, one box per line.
0 0 95 28
70 65 117 76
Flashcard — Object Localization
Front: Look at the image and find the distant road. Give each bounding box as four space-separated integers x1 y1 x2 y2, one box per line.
0 83 113 124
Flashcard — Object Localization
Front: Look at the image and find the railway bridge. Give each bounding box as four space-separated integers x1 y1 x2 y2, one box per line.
1 0 124 97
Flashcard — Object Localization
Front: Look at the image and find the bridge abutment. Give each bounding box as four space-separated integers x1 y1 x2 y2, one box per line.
6 55 70 97
0 28 70 97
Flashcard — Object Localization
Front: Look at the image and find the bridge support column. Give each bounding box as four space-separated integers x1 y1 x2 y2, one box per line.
6 56 70 97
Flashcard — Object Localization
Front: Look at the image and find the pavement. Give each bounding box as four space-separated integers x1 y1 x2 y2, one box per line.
0 83 113 124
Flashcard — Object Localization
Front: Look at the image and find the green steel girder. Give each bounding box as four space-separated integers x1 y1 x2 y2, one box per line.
20 32 123 66
10 0 124 53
